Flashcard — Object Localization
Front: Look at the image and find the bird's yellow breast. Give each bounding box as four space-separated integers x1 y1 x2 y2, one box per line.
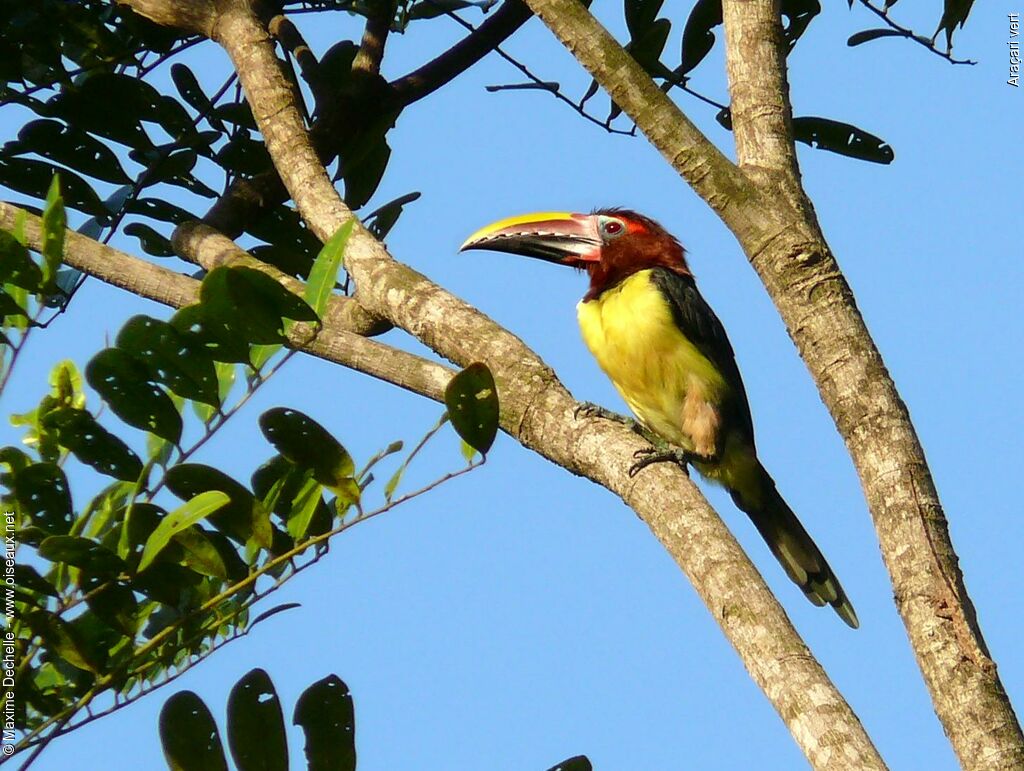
576 269 727 452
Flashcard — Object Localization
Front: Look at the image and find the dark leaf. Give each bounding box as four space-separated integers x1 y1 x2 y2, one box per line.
293 675 356 771
14 565 58 598
86 348 183 444
160 691 230 771
780 0 820 49
12 119 130 184
259 408 355 491
248 603 301 629
12 463 72 535
365 192 420 241
547 756 593 771
250 455 333 539
679 0 722 75
202 266 317 343
0 156 105 216
625 0 665 37
38 535 125 575
628 18 672 76
0 230 42 290
170 64 225 132
847 28 908 46
793 116 894 164
215 133 272 176
41 407 144 481
171 526 229 579
171 304 252 365
340 137 391 210
126 197 197 225
445 363 499 455
213 102 258 131
227 669 288 771
164 464 273 549
116 315 220 407
248 245 315 281
0 289 29 321
246 205 321 256
124 222 175 257
81 574 138 637
485 82 559 92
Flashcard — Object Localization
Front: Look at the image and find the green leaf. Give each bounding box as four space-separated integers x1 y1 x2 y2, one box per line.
160 691 230 771
11 462 72 535
41 174 66 291
305 221 354 318
86 348 183 444
28 610 101 673
444 363 499 455
200 267 317 346
116 315 220 406
172 526 229 579
793 116 895 164
259 408 355 491
285 476 323 540
0 230 43 290
42 407 144 481
138 491 231 573
12 119 130 184
293 675 356 771
227 669 288 771
164 464 273 549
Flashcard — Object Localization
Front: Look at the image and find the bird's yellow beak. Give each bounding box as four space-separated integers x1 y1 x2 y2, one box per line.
460 211 603 265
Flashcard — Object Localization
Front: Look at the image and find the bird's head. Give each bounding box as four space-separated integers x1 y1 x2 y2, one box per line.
460 208 690 300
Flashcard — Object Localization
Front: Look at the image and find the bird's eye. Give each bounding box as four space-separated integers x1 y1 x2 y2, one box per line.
602 220 624 237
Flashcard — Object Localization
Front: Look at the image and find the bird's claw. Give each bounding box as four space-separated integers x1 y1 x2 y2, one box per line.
628 447 700 478
574 401 633 425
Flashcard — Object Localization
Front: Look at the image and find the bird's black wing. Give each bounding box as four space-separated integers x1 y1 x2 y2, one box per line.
649 267 756 443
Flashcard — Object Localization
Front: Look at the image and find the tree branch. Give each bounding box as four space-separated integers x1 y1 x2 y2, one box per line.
198 2 886 766
390 0 533 106
352 0 395 76
502 0 1024 765
0 202 445 401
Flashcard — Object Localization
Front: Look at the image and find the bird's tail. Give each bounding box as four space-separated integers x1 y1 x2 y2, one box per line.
727 459 859 628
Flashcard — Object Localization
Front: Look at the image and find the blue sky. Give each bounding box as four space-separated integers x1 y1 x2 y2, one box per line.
3 1 1022 769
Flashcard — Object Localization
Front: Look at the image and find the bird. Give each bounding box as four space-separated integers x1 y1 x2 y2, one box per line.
460 208 858 627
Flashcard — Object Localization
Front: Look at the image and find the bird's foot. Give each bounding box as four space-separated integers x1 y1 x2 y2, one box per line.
574 401 631 423
628 446 716 478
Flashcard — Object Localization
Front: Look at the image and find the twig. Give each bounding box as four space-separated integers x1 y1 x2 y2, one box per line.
854 0 976 65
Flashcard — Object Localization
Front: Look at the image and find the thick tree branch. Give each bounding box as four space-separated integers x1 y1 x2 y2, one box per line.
509 0 1023 766
197 0 532 240
197 2 886 766
719 2 1024 767
0 202 443 400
